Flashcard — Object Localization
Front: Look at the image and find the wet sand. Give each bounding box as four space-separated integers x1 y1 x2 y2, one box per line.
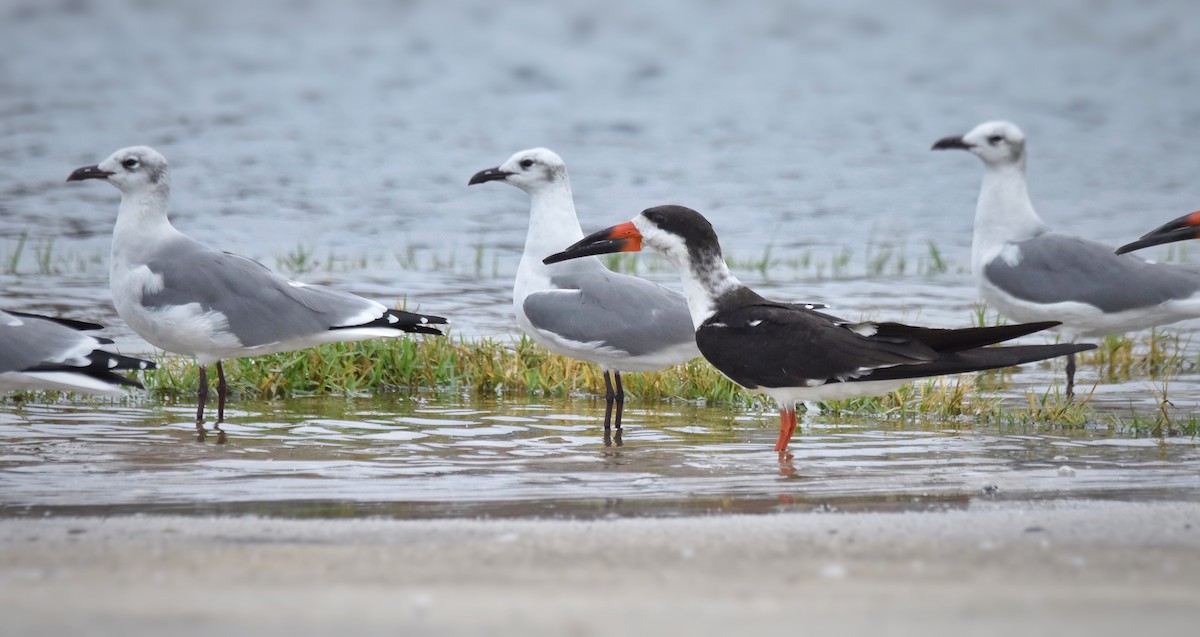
1 500 1197 636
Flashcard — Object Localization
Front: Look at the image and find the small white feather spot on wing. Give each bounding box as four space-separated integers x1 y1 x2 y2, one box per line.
999 244 1023 267
848 323 878 337
132 264 166 296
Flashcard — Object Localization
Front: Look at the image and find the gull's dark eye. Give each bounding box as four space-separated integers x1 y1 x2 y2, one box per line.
122 158 139 169
987 135 1004 145
519 158 534 169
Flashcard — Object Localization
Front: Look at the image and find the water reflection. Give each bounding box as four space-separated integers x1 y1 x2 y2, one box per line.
1 394 1197 519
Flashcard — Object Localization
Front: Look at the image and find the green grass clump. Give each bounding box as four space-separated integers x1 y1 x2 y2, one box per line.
818 375 1001 422
1110 376 1200 437
140 335 748 404
1012 385 1094 427
1082 329 1188 382
122 331 1177 431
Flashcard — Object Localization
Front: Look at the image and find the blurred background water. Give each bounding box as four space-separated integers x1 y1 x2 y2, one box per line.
2 0 1200 516
2 0 1199 342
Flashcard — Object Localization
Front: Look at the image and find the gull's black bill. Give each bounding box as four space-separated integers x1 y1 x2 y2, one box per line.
66 165 115 182
931 135 971 151
543 221 643 265
1115 210 1200 255
467 167 512 186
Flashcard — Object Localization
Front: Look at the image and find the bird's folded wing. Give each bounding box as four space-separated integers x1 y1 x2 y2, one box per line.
141 240 386 348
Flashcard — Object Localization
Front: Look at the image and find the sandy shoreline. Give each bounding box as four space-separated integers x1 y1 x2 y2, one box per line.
1 500 1198 636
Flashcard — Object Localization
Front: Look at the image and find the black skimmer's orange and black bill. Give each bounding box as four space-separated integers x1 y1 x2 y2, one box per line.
934 120 1200 397
1 310 155 395
68 146 446 428
1115 211 1200 255
469 148 700 442
544 205 1096 453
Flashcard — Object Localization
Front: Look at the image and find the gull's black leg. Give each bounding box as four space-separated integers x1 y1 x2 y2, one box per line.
613 371 626 431
196 365 208 425
1066 352 1076 400
214 361 228 444
216 361 227 423
602 371 616 431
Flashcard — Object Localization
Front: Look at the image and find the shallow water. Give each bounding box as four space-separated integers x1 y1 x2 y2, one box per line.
3 1 1200 517
1 394 1197 519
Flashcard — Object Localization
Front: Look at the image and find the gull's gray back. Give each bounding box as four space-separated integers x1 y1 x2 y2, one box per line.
985 232 1200 313
140 237 382 348
523 268 696 357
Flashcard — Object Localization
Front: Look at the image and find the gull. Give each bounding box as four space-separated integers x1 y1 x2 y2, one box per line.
544 205 1094 453
933 120 1200 396
1 309 155 395
468 148 699 438
67 146 447 425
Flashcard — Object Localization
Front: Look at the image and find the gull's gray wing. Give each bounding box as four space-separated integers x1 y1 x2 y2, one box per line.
984 232 1200 313
0 311 97 373
0 310 152 385
141 237 388 348
523 269 697 357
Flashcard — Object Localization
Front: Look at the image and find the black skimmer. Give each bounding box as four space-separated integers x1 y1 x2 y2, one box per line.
469 148 699 440
934 120 1200 397
1 310 155 395
1115 210 1200 255
67 146 446 426
544 205 1095 453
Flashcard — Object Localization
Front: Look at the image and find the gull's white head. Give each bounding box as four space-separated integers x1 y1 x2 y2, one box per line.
66 146 170 194
468 147 568 194
932 120 1027 167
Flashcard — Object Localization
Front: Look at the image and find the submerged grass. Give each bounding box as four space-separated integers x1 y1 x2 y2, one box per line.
9 328 1193 433
1082 329 1191 381
140 335 747 405
135 333 1106 428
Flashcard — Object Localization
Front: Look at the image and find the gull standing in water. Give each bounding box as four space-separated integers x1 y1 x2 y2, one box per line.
545 205 1093 453
469 148 699 439
1 310 155 395
68 146 446 426
933 121 1200 396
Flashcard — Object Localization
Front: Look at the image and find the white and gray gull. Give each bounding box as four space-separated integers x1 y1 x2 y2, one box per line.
468 148 700 439
544 205 1093 454
67 146 446 426
0 310 155 395
933 121 1200 396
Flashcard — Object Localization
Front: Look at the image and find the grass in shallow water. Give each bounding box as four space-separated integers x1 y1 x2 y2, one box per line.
11 322 1198 434
139 335 746 404
134 333 1104 428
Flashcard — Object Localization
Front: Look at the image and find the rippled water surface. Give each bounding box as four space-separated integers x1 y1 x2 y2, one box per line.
3 0 1200 517
2 395 1197 518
